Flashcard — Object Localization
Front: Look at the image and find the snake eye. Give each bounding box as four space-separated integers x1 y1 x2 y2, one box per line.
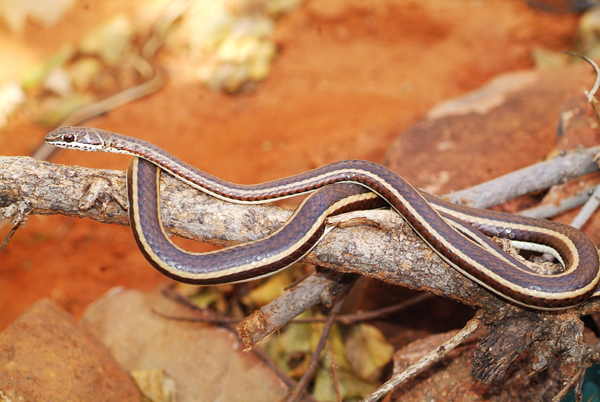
63 133 75 142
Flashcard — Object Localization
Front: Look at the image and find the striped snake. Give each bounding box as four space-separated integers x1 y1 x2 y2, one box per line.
45 126 600 310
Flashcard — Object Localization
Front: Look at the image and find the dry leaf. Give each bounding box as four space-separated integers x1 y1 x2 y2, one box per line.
240 269 295 308
345 323 394 382
129 369 176 402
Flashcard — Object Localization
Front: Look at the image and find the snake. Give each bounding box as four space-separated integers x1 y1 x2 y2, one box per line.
45 126 600 310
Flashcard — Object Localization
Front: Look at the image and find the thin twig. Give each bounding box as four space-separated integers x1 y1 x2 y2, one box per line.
552 366 587 402
361 317 482 402
558 53 600 229
285 281 355 402
518 187 593 219
152 292 433 326
444 146 599 208
570 183 600 229
0 224 19 253
565 53 600 100
300 293 434 324
330 347 342 402
239 272 356 349
151 308 242 324
552 340 600 401
564 51 600 125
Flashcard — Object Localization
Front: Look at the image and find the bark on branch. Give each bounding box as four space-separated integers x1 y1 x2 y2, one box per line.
0 155 501 311
2 147 600 318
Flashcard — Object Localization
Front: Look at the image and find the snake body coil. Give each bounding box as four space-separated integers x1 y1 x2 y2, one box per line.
45 126 600 310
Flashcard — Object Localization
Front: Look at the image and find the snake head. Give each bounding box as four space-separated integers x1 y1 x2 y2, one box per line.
45 126 107 152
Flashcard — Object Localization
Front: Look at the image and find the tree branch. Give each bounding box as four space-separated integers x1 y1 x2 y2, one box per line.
446 146 600 208
3 147 600 317
0 155 502 311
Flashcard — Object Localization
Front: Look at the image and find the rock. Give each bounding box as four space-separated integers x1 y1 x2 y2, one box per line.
80 288 299 402
387 63 598 195
0 298 140 402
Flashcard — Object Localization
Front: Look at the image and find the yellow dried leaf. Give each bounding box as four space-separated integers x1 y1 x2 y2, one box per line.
265 313 315 373
189 287 224 310
345 323 394 382
129 369 176 402
69 57 103 91
313 365 377 402
240 269 295 308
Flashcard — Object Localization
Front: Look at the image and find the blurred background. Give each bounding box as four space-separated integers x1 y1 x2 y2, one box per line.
0 1 598 400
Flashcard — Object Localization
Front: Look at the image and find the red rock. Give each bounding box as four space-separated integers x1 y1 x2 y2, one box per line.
0 299 140 402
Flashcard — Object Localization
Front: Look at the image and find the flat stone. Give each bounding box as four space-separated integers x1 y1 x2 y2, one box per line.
80 288 296 402
0 298 140 402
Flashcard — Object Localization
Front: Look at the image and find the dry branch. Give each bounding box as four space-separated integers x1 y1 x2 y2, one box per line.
238 270 356 349
0 155 501 312
446 145 600 208
2 147 600 318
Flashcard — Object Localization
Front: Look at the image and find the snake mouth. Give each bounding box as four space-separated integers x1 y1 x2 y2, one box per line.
45 141 103 152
